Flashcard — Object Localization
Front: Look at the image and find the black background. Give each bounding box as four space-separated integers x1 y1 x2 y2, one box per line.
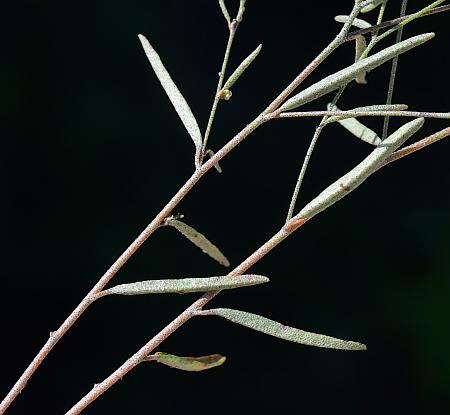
2 1 450 414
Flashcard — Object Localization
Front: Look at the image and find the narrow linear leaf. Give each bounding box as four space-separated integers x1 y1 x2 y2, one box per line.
355 35 368 84
204 308 366 350
153 352 226 372
327 103 381 145
326 104 409 146
325 104 409 124
280 33 434 111
138 34 203 156
362 0 385 13
296 118 424 219
166 219 230 266
335 15 372 29
223 44 262 91
104 275 269 295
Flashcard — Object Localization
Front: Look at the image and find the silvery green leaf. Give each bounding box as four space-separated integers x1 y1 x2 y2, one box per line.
166 219 230 266
327 103 381 145
153 352 226 371
138 35 203 161
334 15 372 29
325 104 409 124
104 275 269 295
203 308 366 350
280 33 434 111
223 44 262 91
362 0 385 13
296 118 424 219
355 35 368 84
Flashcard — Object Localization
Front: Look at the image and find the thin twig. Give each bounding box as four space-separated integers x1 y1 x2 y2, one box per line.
382 0 408 140
383 127 450 165
346 4 450 41
202 2 246 154
277 110 450 120
264 2 363 114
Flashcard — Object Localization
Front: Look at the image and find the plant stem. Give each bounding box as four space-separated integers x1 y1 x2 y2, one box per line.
65 219 300 414
285 127 323 221
345 4 450 41
0 116 265 415
383 127 450 165
382 0 408 140
202 23 237 154
277 110 450 120
264 2 363 114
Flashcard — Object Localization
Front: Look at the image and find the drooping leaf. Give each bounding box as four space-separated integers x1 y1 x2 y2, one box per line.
166 219 230 266
223 44 262 91
103 275 269 295
326 104 409 146
203 308 366 350
327 103 381 145
152 352 226 371
138 34 203 160
334 15 372 29
296 118 424 219
280 33 434 111
355 35 368 84
362 0 385 13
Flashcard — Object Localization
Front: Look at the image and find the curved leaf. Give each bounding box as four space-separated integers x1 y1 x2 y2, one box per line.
166 219 230 266
138 34 202 159
355 35 368 84
327 103 381 145
203 308 366 350
153 352 226 371
362 0 385 13
335 15 372 29
296 118 424 219
280 33 434 111
104 275 269 295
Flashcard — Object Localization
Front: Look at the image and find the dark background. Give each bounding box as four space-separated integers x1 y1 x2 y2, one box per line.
2 1 450 414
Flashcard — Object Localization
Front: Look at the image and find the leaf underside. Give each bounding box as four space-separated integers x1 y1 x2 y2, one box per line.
166 219 230 267
105 275 269 295
204 308 367 350
138 34 203 156
153 352 226 372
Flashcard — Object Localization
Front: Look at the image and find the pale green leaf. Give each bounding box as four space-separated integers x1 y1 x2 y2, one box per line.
103 275 269 295
153 352 226 372
355 35 368 84
296 118 425 219
280 33 434 111
166 219 230 266
326 104 409 146
334 15 372 29
327 103 381 145
362 0 385 13
203 308 366 350
138 35 203 158
223 44 262 91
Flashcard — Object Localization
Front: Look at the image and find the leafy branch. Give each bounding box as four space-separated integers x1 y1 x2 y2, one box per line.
1 1 449 414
